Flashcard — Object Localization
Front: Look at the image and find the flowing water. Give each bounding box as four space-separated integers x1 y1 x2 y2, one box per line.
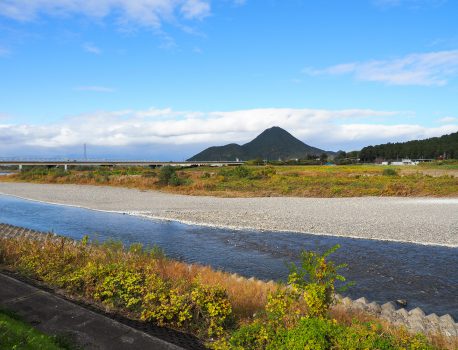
0 194 456 318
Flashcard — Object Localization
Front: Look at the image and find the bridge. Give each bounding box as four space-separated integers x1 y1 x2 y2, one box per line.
0 160 244 171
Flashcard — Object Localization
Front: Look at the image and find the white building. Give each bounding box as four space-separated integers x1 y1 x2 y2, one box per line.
391 159 418 166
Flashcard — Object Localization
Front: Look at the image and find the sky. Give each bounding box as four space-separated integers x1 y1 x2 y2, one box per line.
1 0 458 160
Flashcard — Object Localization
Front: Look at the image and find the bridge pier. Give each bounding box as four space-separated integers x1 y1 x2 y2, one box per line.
18 164 23 171
64 164 68 172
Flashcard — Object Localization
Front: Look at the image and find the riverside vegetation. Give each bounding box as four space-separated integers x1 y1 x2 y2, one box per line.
2 161 458 197
0 231 454 349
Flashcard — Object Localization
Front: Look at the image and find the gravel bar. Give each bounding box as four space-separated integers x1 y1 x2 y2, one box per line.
0 182 457 247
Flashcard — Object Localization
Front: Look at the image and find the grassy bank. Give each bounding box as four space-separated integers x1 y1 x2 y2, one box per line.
2 163 458 197
0 229 453 349
0 308 70 350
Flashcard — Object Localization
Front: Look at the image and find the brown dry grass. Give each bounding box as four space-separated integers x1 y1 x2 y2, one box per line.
2 164 458 198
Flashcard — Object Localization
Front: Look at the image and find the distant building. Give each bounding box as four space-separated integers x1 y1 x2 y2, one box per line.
391 159 418 166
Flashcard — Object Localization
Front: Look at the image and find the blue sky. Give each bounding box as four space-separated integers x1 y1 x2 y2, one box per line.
1 0 457 159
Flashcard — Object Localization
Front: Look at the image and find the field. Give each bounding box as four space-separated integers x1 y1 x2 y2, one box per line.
2 162 458 198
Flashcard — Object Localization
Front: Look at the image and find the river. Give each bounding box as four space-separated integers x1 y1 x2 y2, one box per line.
0 194 456 319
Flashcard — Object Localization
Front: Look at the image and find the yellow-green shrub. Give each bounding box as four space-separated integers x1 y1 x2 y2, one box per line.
93 264 145 310
141 274 192 328
191 282 233 338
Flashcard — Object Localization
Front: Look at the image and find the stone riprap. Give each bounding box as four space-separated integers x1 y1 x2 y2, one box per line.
336 295 458 338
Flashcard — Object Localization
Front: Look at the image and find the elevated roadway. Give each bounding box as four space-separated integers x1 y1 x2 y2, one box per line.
0 160 244 171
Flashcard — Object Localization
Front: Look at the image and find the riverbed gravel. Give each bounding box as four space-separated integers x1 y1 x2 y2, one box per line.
0 182 457 247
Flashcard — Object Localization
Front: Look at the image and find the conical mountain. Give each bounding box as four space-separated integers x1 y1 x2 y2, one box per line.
187 126 327 161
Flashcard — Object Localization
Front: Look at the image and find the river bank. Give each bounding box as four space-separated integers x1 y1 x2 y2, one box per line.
1 223 456 349
0 182 457 247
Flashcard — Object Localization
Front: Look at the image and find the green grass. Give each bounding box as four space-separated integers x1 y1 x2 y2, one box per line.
0 309 66 350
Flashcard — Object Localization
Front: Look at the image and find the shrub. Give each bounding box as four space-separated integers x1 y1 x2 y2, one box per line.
212 246 350 349
268 317 333 350
94 264 145 310
251 166 277 180
141 274 192 328
158 166 186 186
226 321 270 350
159 166 175 184
383 168 398 176
191 282 233 337
287 244 350 318
219 166 252 179
223 316 436 350
168 172 184 186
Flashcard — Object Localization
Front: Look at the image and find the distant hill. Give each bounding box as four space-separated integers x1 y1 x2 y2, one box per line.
359 131 458 161
188 127 328 161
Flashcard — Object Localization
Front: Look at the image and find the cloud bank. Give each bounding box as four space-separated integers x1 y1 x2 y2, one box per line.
1 107 456 159
304 50 458 86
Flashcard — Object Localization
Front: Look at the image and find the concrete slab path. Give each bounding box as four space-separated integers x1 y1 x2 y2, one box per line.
0 273 201 349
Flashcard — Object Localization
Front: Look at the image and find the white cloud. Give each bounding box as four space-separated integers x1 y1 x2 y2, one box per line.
75 86 115 93
437 116 457 123
1 107 456 156
180 0 210 20
304 50 458 86
0 0 212 28
83 43 101 55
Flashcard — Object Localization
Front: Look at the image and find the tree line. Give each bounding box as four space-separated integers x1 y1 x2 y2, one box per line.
359 131 458 162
